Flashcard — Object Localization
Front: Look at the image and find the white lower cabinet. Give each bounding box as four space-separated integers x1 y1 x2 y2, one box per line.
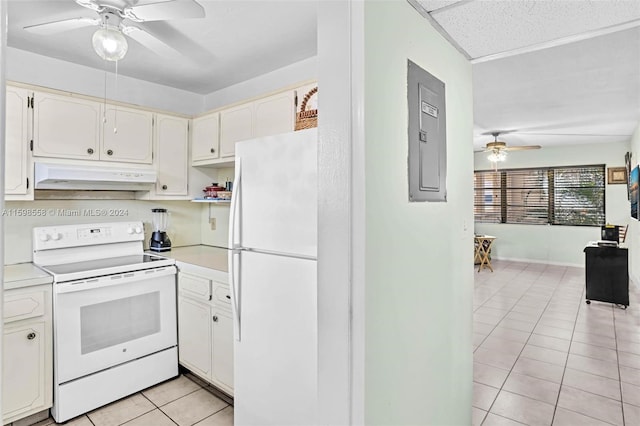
211 309 234 391
177 269 233 395
178 297 212 379
2 284 53 425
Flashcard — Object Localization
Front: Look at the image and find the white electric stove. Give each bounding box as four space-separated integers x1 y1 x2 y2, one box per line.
33 222 178 423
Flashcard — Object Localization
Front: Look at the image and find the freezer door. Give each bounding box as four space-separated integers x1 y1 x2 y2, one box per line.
234 129 317 258
234 250 317 426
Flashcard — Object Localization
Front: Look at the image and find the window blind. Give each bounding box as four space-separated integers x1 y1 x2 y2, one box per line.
474 165 605 226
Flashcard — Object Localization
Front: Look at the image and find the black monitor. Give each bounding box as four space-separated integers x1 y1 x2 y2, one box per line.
601 225 619 242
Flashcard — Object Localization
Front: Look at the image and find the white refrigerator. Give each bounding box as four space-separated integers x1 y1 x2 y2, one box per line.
229 128 318 426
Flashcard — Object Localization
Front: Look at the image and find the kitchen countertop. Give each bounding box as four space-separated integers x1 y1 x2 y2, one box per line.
161 245 229 273
4 263 53 290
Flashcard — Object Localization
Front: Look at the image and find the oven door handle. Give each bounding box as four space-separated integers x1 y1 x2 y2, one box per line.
55 266 177 294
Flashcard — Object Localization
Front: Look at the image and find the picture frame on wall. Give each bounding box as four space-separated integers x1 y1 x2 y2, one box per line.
608 167 628 184
630 165 639 220
625 152 633 199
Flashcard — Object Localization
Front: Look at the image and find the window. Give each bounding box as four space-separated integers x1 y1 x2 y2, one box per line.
474 165 605 226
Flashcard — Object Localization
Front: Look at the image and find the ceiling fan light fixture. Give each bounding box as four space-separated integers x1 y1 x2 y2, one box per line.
92 26 128 61
487 150 507 163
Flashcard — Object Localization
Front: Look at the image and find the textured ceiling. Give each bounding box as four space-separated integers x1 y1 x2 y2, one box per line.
7 0 318 94
419 0 640 59
412 0 640 150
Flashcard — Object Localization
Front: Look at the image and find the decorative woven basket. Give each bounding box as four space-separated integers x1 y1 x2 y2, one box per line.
295 86 318 131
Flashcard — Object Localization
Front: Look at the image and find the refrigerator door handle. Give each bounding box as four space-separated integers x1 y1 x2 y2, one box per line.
229 157 242 250
230 249 242 341
229 157 242 341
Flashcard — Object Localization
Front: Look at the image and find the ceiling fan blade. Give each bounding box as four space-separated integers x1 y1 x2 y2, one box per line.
75 0 103 12
504 145 542 151
124 0 205 22
122 25 180 57
480 129 517 136
24 17 99 35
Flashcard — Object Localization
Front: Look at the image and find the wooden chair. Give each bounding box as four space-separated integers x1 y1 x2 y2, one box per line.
619 225 628 243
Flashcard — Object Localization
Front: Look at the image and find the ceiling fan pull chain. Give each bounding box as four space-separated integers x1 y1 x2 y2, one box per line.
103 69 107 124
113 59 118 134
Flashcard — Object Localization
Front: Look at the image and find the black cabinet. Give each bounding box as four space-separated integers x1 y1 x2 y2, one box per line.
584 246 629 307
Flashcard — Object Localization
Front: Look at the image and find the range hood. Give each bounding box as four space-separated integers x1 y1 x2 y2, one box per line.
35 162 157 191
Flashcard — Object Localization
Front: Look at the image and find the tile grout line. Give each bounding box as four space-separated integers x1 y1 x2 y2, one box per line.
613 303 626 426
480 264 568 424
549 266 588 425
474 264 549 353
136 392 180 426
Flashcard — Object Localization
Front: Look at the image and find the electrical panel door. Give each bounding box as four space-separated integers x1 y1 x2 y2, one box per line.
407 60 447 202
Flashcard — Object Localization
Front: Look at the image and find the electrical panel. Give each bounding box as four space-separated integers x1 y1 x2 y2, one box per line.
407 60 446 202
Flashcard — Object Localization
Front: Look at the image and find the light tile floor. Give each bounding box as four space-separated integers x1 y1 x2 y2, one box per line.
473 260 640 426
27 374 233 426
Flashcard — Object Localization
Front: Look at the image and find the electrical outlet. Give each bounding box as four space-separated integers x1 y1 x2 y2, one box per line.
209 218 216 230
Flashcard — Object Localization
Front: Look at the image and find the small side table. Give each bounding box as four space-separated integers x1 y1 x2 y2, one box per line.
474 235 496 272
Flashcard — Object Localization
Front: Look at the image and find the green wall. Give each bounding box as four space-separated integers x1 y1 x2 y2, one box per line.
364 1 474 424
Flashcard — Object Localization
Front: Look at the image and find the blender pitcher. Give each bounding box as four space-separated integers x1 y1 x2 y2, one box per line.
150 208 172 252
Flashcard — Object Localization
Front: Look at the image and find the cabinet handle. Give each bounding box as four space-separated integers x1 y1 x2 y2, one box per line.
27 332 36 340
212 315 218 322
226 295 231 299
162 185 168 190
210 148 215 153
87 148 94 155
107 149 114 156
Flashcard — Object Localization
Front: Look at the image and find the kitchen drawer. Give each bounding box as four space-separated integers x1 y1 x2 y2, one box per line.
4 290 46 324
213 284 232 308
179 272 212 301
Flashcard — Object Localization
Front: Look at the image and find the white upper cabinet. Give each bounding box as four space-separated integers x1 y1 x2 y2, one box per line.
154 114 189 196
33 91 101 160
253 91 295 138
191 113 220 163
219 103 253 159
5 86 32 199
102 105 153 164
32 90 153 164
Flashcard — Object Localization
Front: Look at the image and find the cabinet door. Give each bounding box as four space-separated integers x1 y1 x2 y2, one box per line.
5 87 30 196
212 309 234 393
178 296 212 379
2 322 46 420
219 103 253 158
33 91 100 160
253 91 295 138
155 114 188 196
102 105 153 164
192 113 220 163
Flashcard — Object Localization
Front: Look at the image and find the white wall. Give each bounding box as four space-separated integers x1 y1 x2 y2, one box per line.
4 199 202 264
475 141 630 266
629 125 640 287
202 56 317 111
364 2 474 424
7 47 203 115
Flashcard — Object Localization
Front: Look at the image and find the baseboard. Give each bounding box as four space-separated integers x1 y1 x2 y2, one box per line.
492 256 583 268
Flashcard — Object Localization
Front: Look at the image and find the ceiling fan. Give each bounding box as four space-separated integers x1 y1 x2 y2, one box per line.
23 0 206 61
481 131 541 162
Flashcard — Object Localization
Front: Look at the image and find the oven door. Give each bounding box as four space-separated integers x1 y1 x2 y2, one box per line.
54 266 177 384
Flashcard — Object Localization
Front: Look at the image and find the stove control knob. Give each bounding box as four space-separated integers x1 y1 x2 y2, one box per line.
127 227 134 235
51 233 61 241
39 233 50 242
135 227 143 234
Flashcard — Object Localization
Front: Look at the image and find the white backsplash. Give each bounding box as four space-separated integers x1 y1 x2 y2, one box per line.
4 199 203 265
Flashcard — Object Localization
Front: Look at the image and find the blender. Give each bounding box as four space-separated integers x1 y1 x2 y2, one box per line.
149 208 172 252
